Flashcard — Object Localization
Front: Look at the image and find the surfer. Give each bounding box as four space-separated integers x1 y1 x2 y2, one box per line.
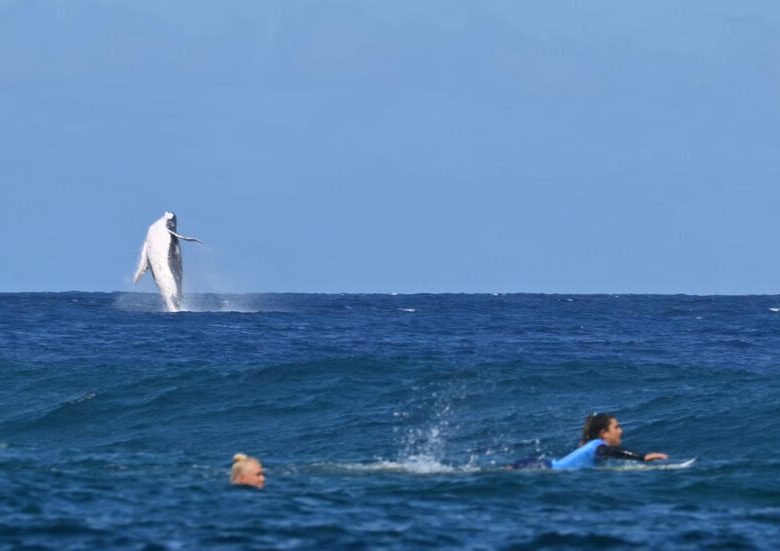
512 412 668 470
230 453 265 488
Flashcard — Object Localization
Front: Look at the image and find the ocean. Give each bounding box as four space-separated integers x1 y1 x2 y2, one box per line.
1 292 778 549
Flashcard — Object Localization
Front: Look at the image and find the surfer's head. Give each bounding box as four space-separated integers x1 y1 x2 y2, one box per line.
581 412 622 447
231 453 265 489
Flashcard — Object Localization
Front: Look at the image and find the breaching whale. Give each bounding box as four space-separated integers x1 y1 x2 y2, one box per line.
133 211 202 312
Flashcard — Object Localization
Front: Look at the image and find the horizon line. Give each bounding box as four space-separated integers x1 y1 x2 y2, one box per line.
2 290 780 297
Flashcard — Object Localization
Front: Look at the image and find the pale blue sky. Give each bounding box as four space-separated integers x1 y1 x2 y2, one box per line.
2 1 779 293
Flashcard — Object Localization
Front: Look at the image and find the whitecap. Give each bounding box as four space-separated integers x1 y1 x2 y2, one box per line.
68 392 96 405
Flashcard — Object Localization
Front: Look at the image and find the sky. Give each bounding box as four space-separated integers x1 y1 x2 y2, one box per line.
2 0 780 294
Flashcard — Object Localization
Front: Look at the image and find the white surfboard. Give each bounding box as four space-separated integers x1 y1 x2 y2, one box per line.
602 458 697 471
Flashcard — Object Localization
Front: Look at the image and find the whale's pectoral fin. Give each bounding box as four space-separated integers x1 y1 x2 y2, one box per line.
133 242 149 283
168 229 203 244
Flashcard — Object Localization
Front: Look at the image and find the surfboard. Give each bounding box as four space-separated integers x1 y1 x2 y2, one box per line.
602 458 696 471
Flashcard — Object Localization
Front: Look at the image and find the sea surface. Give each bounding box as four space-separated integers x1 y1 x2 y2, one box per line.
1 292 779 550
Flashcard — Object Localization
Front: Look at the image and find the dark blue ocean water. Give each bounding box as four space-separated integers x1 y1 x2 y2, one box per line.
1 293 779 549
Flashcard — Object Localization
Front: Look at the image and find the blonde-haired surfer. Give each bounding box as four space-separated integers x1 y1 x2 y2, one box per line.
231 453 265 488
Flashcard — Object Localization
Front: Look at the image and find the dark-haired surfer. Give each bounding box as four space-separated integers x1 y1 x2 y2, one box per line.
512 413 668 470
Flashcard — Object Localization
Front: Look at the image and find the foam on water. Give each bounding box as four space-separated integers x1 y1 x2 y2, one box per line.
179 295 263 313
309 458 479 475
114 292 265 313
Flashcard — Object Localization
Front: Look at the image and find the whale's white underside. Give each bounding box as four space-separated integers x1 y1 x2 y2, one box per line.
133 212 201 312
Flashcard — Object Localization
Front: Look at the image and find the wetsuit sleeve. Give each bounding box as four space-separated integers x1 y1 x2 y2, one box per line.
596 444 646 462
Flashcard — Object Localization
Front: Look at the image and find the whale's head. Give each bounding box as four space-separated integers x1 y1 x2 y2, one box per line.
164 211 177 231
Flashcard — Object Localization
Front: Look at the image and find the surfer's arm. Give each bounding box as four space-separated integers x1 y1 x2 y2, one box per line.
642 452 668 462
597 445 666 462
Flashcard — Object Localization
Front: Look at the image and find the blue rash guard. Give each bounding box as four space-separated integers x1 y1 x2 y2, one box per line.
511 439 646 470
551 439 646 470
